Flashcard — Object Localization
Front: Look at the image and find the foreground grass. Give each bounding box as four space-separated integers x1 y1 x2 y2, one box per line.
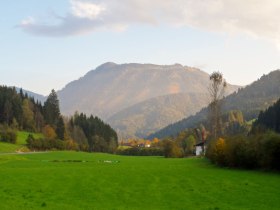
0 142 23 153
0 152 279 210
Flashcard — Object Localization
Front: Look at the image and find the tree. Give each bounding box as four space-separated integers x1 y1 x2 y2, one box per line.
43 125 57 139
3 100 13 124
208 72 227 139
253 97 280 134
186 135 196 155
162 139 183 158
22 99 35 131
71 125 88 148
56 116 65 140
43 89 61 126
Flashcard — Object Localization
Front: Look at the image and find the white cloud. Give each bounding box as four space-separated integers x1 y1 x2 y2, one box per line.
20 17 35 26
19 0 280 44
70 0 105 20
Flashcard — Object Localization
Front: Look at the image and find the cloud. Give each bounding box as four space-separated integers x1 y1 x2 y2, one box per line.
19 0 280 44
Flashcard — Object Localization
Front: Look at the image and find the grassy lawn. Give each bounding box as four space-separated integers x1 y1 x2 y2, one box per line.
0 131 43 153
0 152 279 210
0 142 23 153
16 131 44 145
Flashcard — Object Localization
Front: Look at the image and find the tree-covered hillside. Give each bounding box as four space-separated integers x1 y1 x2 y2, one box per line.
0 86 118 153
148 70 280 139
253 97 280 133
0 86 44 131
108 92 209 139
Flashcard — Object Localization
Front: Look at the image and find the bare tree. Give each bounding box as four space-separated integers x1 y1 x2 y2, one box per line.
208 72 227 139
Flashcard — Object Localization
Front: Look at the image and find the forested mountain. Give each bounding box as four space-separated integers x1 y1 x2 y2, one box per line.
58 62 239 138
0 86 45 131
253 97 280 133
0 86 118 152
107 92 209 139
149 70 280 139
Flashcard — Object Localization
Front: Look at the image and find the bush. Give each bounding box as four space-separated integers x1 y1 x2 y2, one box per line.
162 140 183 158
116 147 163 156
0 129 17 144
206 132 280 170
225 136 258 169
258 132 280 170
206 138 226 166
26 135 66 151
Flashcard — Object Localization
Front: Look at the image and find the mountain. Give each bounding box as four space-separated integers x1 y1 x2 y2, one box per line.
58 62 239 138
107 92 209 139
148 70 280 139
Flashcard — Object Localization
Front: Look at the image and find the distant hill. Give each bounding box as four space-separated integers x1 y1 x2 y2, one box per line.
148 70 280 139
15 87 45 103
107 92 209 139
58 62 239 138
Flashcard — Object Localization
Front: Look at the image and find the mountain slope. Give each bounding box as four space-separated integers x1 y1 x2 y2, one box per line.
58 63 209 118
148 70 280 139
58 62 239 138
107 92 209 139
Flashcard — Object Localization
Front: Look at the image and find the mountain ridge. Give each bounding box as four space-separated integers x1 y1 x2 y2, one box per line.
57 62 240 138
148 69 280 139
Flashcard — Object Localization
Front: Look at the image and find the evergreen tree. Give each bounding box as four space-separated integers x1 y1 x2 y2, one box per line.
43 89 61 126
253 98 280 133
56 116 65 140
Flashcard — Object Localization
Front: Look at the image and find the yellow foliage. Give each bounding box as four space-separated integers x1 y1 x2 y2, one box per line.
215 138 226 152
43 125 57 139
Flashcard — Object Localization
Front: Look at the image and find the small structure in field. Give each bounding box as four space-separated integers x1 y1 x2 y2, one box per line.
195 141 207 156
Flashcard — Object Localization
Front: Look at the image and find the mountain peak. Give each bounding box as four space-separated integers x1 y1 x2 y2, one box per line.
58 62 240 138
96 62 117 70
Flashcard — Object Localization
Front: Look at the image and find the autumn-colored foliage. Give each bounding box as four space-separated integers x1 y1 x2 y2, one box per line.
43 125 57 139
206 133 280 170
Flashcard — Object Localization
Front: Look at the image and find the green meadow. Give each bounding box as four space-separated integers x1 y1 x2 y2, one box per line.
16 131 44 145
0 151 279 210
0 131 43 153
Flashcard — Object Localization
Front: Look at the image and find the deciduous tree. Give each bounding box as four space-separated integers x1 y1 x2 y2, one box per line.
208 72 227 139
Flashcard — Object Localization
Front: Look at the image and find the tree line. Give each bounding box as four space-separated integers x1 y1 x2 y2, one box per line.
205 73 280 170
0 86 118 152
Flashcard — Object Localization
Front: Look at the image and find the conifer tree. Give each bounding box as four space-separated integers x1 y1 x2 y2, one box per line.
43 89 61 127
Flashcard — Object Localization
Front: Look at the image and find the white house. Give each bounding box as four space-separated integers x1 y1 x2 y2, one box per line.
195 141 207 156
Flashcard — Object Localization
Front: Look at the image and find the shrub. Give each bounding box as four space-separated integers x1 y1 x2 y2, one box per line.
258 132 280 170
0 129 17 144
162 140 183 158
26 135 66 151
116 147 163 156
225 136 258 169
206 132 280 170
206 138 226 166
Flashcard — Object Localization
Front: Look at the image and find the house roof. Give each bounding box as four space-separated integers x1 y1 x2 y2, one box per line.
195 141 207 146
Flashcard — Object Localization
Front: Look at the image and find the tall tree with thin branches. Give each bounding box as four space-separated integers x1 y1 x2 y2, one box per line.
208 72 227 139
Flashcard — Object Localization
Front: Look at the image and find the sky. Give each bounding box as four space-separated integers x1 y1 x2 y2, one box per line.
1 0 280 95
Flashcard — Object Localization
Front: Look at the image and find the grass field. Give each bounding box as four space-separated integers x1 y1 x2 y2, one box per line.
0 152 279 210
0 131 43 153
16 131 44 145
0 142 23 153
